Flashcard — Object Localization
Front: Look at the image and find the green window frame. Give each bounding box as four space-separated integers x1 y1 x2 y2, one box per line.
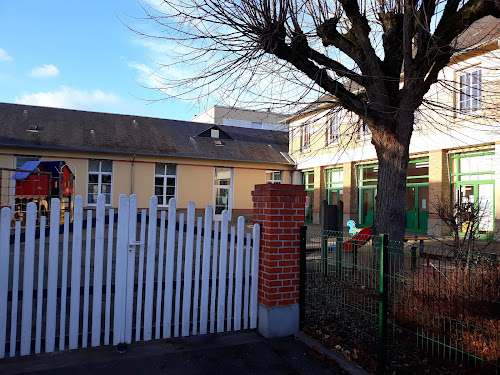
326 168 343 205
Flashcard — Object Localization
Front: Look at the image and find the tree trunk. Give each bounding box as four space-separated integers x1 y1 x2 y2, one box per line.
371 127 411 244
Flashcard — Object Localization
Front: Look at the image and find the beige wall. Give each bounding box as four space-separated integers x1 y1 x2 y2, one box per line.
0 147 293 213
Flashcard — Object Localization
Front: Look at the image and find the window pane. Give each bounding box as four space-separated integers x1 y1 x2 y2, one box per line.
105 194 111 205
155 187 163 195
165 164 177 175
155 163 166 175
157 196 164 205
166 187 175 196
88 194 97 204
101 183 111 194
88 183 98 194
101 160 112 172
166 177 176 187
101 175 112 184
88 160 100 172
88 174 99 183
155 177 164 186
16 156 40 169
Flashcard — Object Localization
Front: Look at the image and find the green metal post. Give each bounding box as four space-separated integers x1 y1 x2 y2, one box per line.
336 233 343 279
299 226 307 330
377 233 389 375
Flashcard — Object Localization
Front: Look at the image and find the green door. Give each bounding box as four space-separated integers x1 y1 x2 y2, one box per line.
405 185 429 232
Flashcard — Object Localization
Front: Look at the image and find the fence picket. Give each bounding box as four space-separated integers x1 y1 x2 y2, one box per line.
143 196 158 341
10 221 21 357
35 216 46 354
92 195 105 347
163 199 177 339
199 206 212 335
182 202 195 336
114 195 129 345
125 195 138 344
226 227 235 331
217 211 229 333
20 203 36 355
135 210 146 342
0 208 10 359
234 217 244 331
58 213 70 351
155 211 166 339
69 196 83 349
82 209 92 348
250 224 260 329
243 233 251 330
210 221 219 333
192 216 202 335
45 198 60 353
174 213 184 337
104 208 114 345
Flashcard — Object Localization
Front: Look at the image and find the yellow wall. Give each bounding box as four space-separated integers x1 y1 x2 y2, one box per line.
177 164 213 209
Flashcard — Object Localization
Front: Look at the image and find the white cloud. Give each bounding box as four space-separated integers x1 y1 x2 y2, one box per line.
28 64 60 78
15 86 125 112
0 48 12 62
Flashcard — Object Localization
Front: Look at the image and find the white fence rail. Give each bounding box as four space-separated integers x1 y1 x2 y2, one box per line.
0 194 260 358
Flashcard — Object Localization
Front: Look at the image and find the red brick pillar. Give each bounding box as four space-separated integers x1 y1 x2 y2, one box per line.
252 184 306 338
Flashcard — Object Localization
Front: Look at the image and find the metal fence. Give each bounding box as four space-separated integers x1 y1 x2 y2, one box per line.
300 227 500 374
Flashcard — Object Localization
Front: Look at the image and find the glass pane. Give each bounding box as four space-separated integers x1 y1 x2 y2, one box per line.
100 183 111 194
155 163 165 175
362 189 374 225
88 160 100 172
406 187 416 211
166 187 175 196
88 193 97 204
407 161 429 181
215 205 225 214
105 194 111 205
88 174 98 183
101 175 112 184
88 183 98 194
165 164 177 175
16 156 40 169
101 160 112 172
155 187 163 195
155 177 164 186
166 177 176 187
418 185 429 212
478 184 494 232
157 196 164 205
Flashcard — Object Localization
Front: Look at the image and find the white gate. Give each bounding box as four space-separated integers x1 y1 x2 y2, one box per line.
0 194 260 358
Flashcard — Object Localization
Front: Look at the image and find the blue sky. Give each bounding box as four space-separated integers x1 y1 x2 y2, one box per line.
0 1 210 120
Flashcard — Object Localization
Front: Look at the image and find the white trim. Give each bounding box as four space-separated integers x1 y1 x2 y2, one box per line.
87 160 113 206
154 163 177 207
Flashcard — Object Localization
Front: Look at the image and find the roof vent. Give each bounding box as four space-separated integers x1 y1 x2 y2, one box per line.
133 119 138 125
23 109 28 116
26 125 38 132
214 140 224 146
90 129 96 135
211 129 220 138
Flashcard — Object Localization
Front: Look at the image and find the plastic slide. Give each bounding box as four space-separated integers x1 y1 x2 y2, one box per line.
342 226 372 251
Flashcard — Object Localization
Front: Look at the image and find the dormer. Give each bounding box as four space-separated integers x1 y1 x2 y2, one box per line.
196 125 233 140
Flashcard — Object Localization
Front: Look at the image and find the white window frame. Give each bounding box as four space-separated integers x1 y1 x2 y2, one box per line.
266 170 283 184
458 68 482 112
301 123 311 151
87 159 113 206
357 123 372 141
326 116 339 146
213 167 233 221
155 163 177 207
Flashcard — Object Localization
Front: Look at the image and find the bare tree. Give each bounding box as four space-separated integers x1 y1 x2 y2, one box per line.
130 0 500 241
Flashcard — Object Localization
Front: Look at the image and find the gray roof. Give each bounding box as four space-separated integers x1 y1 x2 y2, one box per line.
0 102 292 165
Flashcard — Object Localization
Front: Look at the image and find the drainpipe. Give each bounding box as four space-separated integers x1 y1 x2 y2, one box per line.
131 154 136 195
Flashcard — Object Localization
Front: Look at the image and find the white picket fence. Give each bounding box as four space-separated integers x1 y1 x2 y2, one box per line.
0 194 260 358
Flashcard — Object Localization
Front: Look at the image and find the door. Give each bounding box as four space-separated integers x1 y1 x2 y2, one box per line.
405 185 429 232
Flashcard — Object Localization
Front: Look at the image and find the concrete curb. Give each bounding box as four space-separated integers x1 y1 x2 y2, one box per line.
295 331 370 375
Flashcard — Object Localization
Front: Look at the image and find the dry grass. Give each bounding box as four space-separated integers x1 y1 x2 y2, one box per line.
394 265 500 365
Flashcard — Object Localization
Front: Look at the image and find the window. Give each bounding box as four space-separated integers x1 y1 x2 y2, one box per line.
326 168 343 204
88 159 112 205
214 167 233 217
459 68 482 112
266 170 282 184
15 155 40 170
357 123 372 140
155 163 177 206
325 116 339 145
300 123 311 151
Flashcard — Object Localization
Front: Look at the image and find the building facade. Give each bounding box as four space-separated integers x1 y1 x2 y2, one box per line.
0 103 294 222
287 18 500 240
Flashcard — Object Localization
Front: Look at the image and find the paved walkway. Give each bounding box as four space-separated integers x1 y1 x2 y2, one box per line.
0 332 353 375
